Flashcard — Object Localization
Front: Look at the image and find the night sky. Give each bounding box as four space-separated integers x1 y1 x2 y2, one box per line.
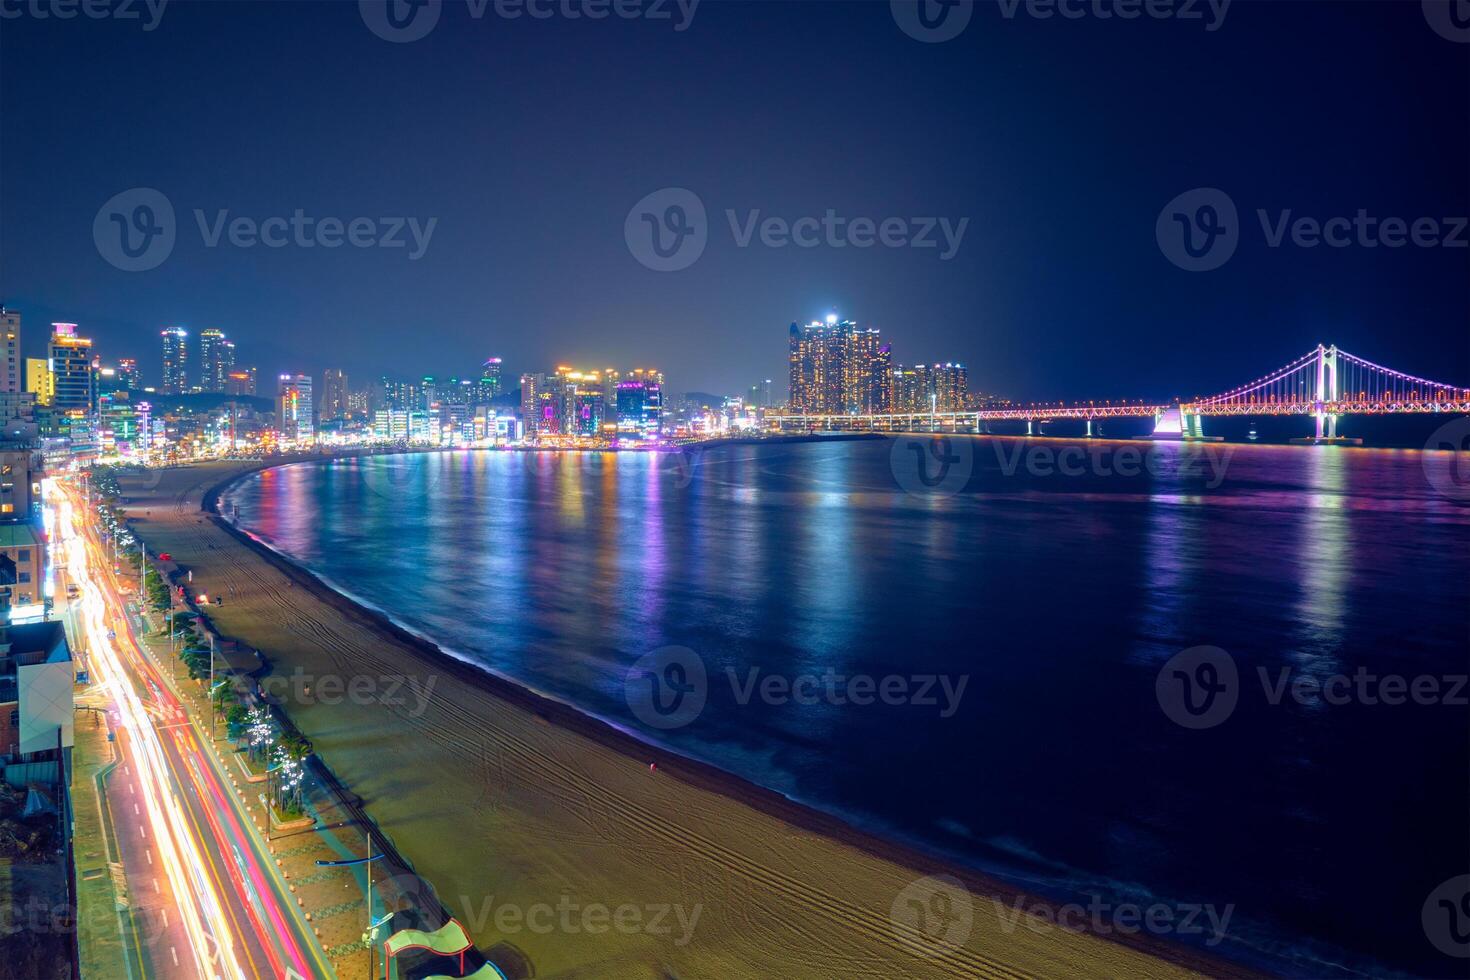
1 0 1466 401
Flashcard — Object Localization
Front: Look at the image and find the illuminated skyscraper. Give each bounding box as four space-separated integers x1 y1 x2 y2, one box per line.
481 357 503 401
117 358 140 391
277 374 314 442
893 363 968 413
319 369 349 422
520 373 545 434
198 328 230 392
49 323 95 413
787 315 890 414
0 307 19 394
161 327 188 393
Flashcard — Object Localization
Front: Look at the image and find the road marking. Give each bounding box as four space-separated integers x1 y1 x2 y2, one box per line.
170 946 178 966
139 826 146 838
161 907 168 927
134 803 139 815
153 878 159 893
145 849 152 866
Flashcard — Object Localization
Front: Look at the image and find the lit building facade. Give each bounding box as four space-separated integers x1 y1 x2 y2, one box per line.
224 368 257 396
319 369 349 422
117 357 140 391
788 316 891 414
161 327 188 393
481 357 503 401
893 363 969 414
277 374 315 442
198 328 232 392
0 307 19 394
24 359 52 407
49 323 95 413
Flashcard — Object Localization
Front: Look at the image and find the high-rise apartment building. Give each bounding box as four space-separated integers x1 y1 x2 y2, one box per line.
481 358 503 402
277 374 315 442
520 373 545 434
787 316 891 414
24 359 53 407
198 328 231 392
893 363 969 413
49 323 95 412
319 369 349 422
0 307 19 394
161 327 188 393
117 358 140 390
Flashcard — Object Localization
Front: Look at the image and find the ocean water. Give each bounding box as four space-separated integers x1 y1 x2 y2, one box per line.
223 436 1470 977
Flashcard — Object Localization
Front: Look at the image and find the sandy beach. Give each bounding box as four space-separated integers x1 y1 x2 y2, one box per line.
113 456 1232 979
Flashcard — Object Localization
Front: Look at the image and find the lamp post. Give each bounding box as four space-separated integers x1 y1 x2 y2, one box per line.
317 853 386 979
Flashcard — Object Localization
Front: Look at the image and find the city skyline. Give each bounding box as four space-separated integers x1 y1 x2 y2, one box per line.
5 4 1462 404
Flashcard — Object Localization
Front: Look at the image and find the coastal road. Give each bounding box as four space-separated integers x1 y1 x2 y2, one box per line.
53 478 333 980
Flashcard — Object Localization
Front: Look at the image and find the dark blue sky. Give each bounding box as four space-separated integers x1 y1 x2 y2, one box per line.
1 0 1466 400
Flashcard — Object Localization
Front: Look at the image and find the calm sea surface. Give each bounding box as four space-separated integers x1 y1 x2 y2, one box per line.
224 436 1470 977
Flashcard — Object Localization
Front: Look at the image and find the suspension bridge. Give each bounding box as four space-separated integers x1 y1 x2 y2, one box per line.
772 344 1470 443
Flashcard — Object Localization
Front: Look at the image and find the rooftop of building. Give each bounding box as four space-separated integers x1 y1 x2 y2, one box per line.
0 524 43 550
0 620 70 672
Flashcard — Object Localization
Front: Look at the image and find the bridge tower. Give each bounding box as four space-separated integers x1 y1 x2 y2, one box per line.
1313 343 1340 440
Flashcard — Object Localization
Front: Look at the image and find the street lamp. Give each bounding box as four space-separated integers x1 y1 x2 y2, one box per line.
317 853 386 979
